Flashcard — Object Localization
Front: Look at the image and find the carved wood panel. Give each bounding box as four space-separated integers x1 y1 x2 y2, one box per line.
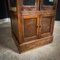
24 19 37 38
41 17 51 34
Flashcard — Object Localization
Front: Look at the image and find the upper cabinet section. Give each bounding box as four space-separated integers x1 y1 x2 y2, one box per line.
8 0 57 12
40 0 56 10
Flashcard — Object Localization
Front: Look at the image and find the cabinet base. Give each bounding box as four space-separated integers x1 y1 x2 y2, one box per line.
12 33 53 53
19 36 53 53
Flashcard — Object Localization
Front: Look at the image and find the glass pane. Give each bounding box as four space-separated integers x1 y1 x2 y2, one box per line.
10 0 16 7
23 0 35 5
40 0 54 10
43 0 54 6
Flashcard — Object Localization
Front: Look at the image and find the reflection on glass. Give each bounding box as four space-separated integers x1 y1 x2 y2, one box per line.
43 0 54 6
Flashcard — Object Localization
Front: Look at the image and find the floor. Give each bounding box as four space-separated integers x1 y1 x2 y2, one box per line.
0 21 60 60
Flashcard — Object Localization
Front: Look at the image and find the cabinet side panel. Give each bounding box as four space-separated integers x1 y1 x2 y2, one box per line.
11 18 18 38
10 13 19 41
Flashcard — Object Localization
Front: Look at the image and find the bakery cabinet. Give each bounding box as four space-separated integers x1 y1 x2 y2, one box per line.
8 0 58 53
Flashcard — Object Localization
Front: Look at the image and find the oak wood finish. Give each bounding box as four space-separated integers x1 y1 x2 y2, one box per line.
8 0 58 53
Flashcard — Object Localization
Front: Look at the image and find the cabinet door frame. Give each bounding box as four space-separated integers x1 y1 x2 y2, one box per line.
21 15 40 43
40 15 54 38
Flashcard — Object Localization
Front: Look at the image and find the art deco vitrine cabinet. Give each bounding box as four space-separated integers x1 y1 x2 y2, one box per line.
8 0 58 53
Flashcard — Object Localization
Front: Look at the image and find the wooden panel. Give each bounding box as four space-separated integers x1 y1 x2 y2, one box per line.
22 6 37 11
41 17 51 34
24 18 37 38
22 11 39 17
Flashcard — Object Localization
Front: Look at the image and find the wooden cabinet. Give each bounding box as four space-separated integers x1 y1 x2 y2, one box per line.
8 0 58 53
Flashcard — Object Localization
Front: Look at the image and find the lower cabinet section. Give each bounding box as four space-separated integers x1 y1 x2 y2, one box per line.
12 33 53 53
20 36 53 52
11 15 54 53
